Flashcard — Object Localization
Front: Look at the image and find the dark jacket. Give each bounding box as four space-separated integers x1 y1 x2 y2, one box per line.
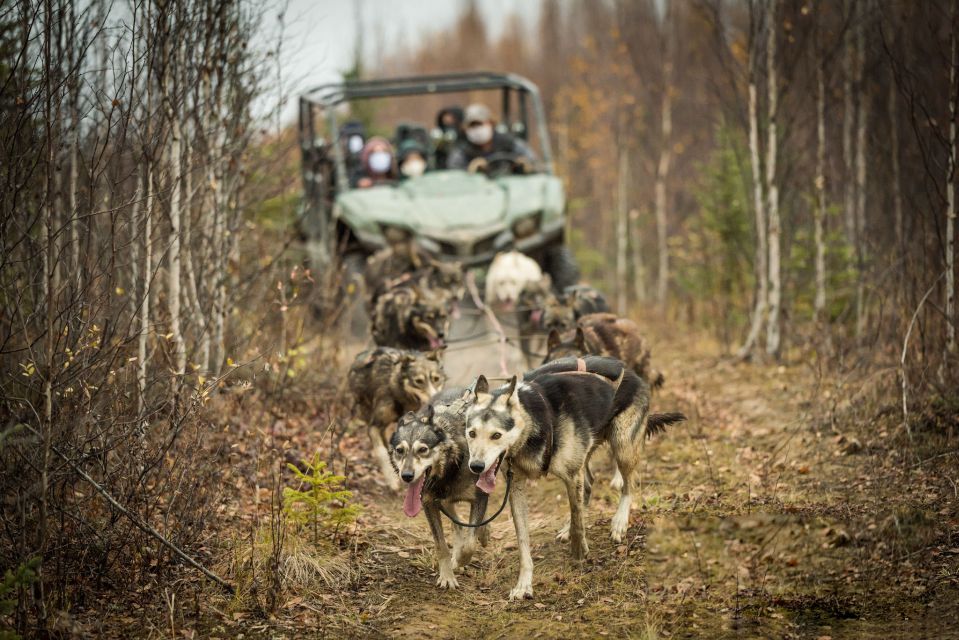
446 131 534 170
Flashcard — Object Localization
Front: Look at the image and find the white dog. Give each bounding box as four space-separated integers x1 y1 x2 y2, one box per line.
484 251 543 311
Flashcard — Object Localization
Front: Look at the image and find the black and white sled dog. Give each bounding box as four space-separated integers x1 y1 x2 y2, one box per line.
464 356 685 600
389 388 490 589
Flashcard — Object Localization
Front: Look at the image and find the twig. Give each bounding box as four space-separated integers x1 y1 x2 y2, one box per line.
464 271 509 376
901 270 947 443
19 422 235 594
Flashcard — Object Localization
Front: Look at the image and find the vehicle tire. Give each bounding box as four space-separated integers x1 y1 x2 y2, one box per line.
542 243 580 291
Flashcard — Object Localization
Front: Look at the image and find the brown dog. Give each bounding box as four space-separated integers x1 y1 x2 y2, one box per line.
370 281 450 351
545 313 664 391
348 347 446 490
541 285 611 333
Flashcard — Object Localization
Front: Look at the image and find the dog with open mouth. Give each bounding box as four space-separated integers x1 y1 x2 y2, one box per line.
464 356 686 600
370 281 449 351
389 388 490 589
348 347 445 491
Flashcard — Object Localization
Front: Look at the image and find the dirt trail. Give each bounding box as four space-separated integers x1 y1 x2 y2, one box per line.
320 322 959 639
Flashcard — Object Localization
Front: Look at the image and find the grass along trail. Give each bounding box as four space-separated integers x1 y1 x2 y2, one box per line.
312 321 959 639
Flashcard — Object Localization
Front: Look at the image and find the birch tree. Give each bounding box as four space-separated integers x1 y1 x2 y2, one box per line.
655 1 673 306
765 0 782 358
738 2 768 360
616 147 629 314
814 0 828 325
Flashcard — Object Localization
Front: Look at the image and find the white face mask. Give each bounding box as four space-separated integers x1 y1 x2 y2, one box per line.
347 135 364 154
368 151 392 174
401 158 426 177
466 123 493 146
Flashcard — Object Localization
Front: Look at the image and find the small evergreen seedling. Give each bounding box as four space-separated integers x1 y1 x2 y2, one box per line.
283 452 360 543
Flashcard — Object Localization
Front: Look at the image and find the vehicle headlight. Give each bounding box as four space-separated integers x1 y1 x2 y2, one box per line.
511 213 541 240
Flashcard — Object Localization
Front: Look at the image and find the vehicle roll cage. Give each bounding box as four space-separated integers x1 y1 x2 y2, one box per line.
298 71 554 192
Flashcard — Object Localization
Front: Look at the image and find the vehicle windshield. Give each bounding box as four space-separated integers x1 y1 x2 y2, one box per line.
300 75 552 192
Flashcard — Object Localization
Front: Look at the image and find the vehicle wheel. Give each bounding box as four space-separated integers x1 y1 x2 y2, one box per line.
542 243 580 291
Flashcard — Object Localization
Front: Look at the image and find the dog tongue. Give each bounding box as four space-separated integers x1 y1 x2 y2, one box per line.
476 464 498 494
530 309 543 326
428 335 443 349
403 475 425 517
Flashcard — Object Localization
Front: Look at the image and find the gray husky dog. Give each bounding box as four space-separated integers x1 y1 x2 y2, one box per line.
464 356 685 600
389 388 490 589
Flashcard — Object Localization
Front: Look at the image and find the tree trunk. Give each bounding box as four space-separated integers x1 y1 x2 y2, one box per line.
765 0 782 358
889 50 905 316
655 5 673 307
138 167 153 419
737 9 768 361
814 14 828 325
854 6 869 340
948 1 957 355
616 147 629 315
630 207 647 303
843 0 856 250
167 111 186 378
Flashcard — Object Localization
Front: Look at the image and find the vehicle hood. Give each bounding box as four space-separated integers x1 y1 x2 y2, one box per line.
335 171 563 237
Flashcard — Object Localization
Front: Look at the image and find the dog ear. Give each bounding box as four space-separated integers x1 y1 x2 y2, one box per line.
547 329 562 352
575 327 588 352
474 375 489 396
495 375 517 407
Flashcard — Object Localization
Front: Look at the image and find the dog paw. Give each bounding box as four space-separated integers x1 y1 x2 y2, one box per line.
436 573 460 589
508 581 533 601
610 514 629 542
555 522 570 542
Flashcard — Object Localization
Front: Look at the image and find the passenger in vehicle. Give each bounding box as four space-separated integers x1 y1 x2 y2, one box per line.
356 137 395 188
433 106 463 168
446 103 535 172
397 139 428 179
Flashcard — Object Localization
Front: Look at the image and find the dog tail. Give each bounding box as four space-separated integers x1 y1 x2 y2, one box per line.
646 412 686 439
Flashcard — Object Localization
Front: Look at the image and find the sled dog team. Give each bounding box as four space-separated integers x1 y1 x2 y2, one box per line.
348 245 685 600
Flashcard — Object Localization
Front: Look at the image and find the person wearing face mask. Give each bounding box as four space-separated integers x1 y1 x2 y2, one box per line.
446 103 535 172
397 139 429 180
356 137 396 188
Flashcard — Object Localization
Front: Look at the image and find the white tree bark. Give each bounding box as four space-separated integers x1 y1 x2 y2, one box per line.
814 22 828 324
138 167 153 419
765 0 782 358
737 8 768 360
655 4 673 306
616 147 629 315
167 114 186 378
630 208 647 303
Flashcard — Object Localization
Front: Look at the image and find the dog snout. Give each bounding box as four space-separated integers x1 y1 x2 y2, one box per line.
469 460 485 474
401 470 414 483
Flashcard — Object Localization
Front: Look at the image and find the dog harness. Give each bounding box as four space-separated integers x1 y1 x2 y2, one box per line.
436 460 513 528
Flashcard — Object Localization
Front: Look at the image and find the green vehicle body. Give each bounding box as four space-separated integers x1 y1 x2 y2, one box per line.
297 72 574 276
333 170 565 266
